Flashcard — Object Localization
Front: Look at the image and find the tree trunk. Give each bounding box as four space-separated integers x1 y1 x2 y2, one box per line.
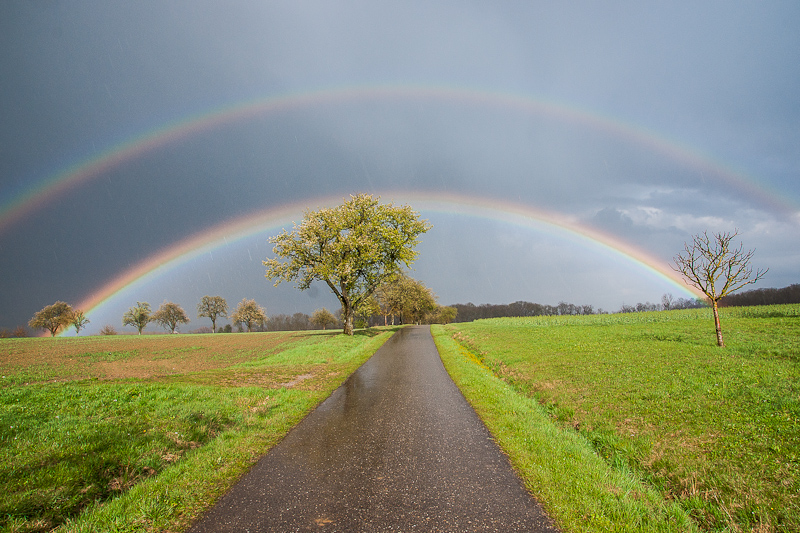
712 300 724 347
343 306 354 336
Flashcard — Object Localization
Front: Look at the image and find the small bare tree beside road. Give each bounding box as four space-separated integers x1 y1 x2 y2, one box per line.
672 229 767 346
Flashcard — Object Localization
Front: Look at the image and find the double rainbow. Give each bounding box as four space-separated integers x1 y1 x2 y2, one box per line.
1 85 793 235
3 84 784 328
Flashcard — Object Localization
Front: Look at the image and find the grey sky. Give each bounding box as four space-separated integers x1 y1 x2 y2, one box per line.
1 1 798 333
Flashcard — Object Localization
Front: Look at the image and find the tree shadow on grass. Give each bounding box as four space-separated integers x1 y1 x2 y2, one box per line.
354 326 404 338
295 325 403 339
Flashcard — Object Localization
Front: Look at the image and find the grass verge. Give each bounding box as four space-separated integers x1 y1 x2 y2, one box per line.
432 325 698 532
0 328 397 532
434 304 799 532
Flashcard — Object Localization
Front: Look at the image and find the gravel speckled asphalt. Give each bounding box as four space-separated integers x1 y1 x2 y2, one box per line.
188 326 559 532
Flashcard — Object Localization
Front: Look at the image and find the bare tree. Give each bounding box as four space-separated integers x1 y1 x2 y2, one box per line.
672 229 768 346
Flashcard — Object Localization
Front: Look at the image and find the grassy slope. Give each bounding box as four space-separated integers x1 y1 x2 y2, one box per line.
434 305 799 533
0 329 396 533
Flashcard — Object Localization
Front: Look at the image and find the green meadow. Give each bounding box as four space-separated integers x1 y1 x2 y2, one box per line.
434 305 800 533
3 307 798 532
0 329 396 532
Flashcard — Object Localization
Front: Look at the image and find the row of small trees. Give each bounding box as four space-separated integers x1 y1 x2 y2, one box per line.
360 272 456 327
24 297 265 337
121 297 269 334
116 271 455 336
0 326 29 338
25 273 454 337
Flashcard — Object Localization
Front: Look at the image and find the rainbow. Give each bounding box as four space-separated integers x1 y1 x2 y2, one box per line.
1 85 795 235
74 191 704 330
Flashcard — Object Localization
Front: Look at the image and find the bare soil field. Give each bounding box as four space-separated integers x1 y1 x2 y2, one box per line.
1 332 300 383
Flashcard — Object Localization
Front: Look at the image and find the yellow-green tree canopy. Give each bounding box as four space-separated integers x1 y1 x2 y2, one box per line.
29 301 74 337
230 298 267 332
264 194 431 335
310 308 338 330
123 301 151 335
375 274 438 325
197 295 228 333
70 310 90 336
151 301 190 334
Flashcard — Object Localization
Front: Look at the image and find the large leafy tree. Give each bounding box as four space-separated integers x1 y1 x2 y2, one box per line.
264 194 432 335
123 302 152 335
151 301 190 333
230 298 268 332
197 295 228 333
29 301 74 337
673 229 767 347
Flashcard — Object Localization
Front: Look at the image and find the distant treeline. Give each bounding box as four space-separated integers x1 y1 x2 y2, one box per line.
450 296 705 323
719 284 800 307
198 313 317 333
449 285 800 323
451 301 597 322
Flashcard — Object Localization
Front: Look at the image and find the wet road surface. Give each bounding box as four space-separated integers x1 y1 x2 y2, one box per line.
189 326 558 532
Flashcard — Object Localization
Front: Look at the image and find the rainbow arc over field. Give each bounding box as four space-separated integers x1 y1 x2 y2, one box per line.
0 84 796 235
75 191 704 327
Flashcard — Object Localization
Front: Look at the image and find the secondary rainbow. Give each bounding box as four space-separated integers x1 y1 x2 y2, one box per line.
76 191 703 326
1 85 794 234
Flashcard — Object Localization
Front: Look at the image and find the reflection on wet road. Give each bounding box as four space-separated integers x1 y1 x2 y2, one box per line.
189 326 558 532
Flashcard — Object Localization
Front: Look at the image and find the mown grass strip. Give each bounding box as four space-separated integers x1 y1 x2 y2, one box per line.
432 325 699 533
0 328 397 533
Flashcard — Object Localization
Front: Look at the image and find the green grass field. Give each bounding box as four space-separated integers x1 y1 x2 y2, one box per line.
3 308 798 532
0 329 396 533
434 305 800 532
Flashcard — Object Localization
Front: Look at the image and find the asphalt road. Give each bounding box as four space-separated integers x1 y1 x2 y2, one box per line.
188 326 558 532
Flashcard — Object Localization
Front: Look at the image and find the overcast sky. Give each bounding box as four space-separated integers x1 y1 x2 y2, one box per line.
1 1 798 334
